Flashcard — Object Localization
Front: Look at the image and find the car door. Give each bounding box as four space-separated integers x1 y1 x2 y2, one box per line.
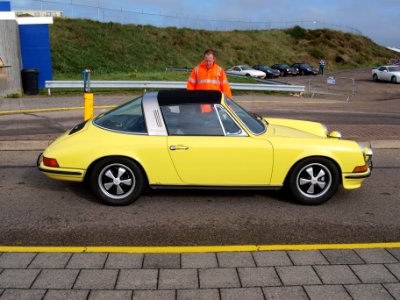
161 103 273 186
379 67 389 81
232 66 241 75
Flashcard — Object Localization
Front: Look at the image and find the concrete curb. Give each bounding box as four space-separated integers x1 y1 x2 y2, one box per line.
0 140 51 151
1 139 400 151
371 140 400 149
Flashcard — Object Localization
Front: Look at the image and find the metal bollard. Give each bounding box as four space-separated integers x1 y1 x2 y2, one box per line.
83 69 94 121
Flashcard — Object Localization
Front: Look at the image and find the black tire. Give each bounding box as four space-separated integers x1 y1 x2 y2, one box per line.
391 76 397 83
373 74 379 82
90 157 144 206
245 73 251 77
287 157 339 205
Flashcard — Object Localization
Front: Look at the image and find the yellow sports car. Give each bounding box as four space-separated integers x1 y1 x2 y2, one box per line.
38 90 372 206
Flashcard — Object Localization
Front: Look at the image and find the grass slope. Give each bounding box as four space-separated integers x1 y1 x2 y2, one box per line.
50 18 396 78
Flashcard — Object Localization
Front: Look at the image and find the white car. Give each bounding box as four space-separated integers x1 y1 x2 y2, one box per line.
372 65 400 83
226 65 266 78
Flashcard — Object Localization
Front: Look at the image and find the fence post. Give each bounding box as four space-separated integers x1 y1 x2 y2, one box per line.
83 69 94 121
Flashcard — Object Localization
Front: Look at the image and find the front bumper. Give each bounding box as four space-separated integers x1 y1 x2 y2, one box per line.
342 145 373 189
344 162 372 179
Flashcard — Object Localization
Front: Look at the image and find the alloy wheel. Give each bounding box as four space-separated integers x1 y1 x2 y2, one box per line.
98 163 136 200
296 163 332 199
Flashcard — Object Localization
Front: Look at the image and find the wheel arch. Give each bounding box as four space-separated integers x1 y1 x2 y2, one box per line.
84 155 149 186
284 155 342 186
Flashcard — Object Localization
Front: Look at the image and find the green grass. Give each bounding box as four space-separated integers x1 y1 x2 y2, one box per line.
50 18 397 80
53 71 256 83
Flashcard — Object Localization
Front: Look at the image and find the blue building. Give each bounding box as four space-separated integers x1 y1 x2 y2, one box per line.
0 1 53 91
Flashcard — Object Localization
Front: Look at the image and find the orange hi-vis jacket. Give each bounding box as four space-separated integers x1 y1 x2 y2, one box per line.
187 60 232 98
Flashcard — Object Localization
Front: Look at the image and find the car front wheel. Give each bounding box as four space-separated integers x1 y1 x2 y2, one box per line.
392 76 397 83
288 158 339 205
90 157 144 206
373 74 379 82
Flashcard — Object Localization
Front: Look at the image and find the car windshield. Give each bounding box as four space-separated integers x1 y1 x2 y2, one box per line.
388 66 400 72
240 65 253 70
281 64 289 68
93 96 147 134
225 99 266 135
301 64 310 68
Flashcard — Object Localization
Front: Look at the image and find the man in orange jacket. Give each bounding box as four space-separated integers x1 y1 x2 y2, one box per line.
187 49 232 99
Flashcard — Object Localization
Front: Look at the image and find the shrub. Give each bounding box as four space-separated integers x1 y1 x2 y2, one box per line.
308 47 325 59
286 26 307 40
335 55 344 63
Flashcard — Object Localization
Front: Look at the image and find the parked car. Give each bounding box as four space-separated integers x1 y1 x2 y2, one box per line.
271 64 299 76
38 90 372 206
226 65 266 78
372 65 400 83
292 63 319 75
253 65 280 78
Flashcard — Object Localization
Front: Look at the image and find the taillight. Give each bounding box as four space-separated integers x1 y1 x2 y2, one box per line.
43 157 59 168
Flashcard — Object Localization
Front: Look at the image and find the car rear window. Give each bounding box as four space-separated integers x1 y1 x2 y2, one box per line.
93 96 147 134
388 66 400 72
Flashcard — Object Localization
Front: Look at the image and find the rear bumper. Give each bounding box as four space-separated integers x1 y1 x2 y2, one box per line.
37 153 85 182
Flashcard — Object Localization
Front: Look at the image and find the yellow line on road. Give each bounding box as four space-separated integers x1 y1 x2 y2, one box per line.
1 243 399 253
0 106 116 116
236 100 334 104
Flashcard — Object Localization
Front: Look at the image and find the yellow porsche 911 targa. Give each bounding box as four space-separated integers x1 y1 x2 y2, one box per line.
38 90 372 206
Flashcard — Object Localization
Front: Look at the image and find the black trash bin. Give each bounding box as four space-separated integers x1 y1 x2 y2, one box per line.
21 68 39 95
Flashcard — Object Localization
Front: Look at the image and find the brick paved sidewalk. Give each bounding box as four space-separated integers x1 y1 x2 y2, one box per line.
1 248 400 299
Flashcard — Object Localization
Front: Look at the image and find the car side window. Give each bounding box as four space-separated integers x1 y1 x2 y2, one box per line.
160 103 224 136
378 67 386 71
233 67 240 71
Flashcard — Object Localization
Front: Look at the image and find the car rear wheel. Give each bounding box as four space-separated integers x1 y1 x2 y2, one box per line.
373 74 379 82
90 157 144 206
391 76 397 83
288 157 339 205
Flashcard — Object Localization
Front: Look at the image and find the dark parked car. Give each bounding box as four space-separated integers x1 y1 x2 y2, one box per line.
292 63 319 75
271 64 299 76
253 65 280 78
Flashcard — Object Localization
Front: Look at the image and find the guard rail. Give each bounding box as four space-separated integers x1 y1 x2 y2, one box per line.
45 80 305 95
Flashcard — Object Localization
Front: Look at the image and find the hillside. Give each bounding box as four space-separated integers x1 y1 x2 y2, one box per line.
50 18 396 77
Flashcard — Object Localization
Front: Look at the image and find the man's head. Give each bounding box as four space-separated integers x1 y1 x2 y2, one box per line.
203 49 216 69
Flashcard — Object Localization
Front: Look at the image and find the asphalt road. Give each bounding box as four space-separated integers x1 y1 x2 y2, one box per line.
0 148 399 246
1 107 399 139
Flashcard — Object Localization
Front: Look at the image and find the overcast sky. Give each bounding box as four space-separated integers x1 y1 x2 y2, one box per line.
8 0 400 47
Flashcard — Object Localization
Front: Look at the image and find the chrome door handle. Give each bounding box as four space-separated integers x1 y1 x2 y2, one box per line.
169 145 189 151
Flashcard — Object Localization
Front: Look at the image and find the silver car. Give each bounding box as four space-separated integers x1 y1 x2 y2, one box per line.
372 65 400 83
